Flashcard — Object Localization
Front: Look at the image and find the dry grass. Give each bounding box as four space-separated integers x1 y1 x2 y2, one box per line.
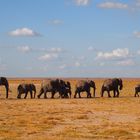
0 78 140 140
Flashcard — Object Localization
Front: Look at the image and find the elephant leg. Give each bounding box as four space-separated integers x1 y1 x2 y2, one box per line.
107 91 111 98
135 90 139 97
44 90 47 99
69 90 71 98
17 91 21 99
101 91 104 97
37 89 44 98
101 87 104 97
87 92 91 98
87 92 89 98
87 88 91 98
134 91 137 97
51 91 55 98
113 90 116 98
24 92 28 99
68 92 71 98
74 91 77 98
116 89 120 97
30 91 33 99
34 91 36 98
78 92 81 98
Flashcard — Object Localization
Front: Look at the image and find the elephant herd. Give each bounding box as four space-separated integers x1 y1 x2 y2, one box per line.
0 77 140 99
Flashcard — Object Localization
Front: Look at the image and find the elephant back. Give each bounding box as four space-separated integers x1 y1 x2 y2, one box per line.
17 83 28 93
103 79 113 87
41 79 60 91
76 80 89 90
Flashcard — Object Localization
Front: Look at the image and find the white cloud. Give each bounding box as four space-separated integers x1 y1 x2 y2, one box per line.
59 64 67 69
96 48 130 60
38 47 63 61
50 48 63 53
75 61 81 67
38 53 59 61
74 0 91 6
9 27 40 37
48 19 63 25
98 2 128 9
88 46 94 51
133 31 140 38
17 46 31 53
117 59 135 66
87 46 98 52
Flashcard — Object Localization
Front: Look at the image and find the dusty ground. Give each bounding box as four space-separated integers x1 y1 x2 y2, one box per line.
0 78 140 140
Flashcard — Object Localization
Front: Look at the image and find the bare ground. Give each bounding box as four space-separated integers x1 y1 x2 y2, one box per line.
0 78 140 140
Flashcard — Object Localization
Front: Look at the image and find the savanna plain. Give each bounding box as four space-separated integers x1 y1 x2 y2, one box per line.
0 78 140 140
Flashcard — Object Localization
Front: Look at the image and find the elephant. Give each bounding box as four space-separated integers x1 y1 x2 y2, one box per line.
134 85 140 97
0 77 10 98
17 83 36 99
57 80 72 98
101 78 123 98
37 79 59 99
37 79 70 99
74 80 96 98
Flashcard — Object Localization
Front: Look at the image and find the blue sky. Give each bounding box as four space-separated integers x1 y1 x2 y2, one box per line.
0 0 140 77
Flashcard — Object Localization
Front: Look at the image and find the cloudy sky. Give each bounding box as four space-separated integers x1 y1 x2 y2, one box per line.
0 0 140 77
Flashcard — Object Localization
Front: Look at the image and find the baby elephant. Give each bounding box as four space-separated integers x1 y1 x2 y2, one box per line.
135 85 140 97
17 83 36 99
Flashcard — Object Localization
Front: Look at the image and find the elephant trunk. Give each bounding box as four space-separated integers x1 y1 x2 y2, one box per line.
69 89 72 98
119 84 123 90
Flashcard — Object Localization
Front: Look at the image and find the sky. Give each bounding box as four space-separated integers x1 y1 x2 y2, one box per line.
0 0 140 78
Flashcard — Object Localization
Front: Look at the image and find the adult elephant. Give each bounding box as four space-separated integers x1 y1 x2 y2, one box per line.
65 81 72 98
101 78 123 98
0 77 10 98
57 80 72 98
17 83 36 99
74 80 96 98
134 84 140 97
37 79 69 99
